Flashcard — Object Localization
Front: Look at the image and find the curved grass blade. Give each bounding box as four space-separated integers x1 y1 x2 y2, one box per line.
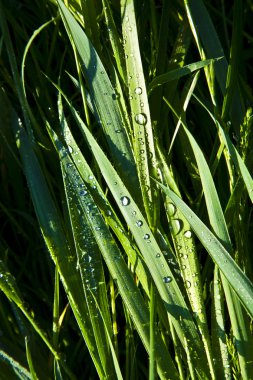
56 0 140 199
157 183 253 320
49 130 179 380
5 97 104 377
194 94 253 203
211 267 231 380
62 95 213 378
121 0 157 226
165 92 253 376
183 0 227 95
148 58 222 94
0 350 31 380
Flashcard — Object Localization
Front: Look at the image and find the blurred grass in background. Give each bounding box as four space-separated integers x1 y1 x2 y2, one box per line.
0 0 253 379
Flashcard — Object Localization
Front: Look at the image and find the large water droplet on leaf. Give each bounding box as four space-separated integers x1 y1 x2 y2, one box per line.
120 196 130 206
163 276 172 283
135 113 147 125
134 87 142 95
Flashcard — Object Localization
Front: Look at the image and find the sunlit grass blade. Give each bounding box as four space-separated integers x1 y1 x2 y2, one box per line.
194 94 253 203
183 0 227 95
211 267 231 379
62 92 213 377
148 58 222 94
56 0 140 199
157 183 253 319
0 350 31 380
121 0 157 226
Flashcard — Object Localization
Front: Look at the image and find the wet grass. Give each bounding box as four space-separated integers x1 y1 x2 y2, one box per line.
0 0 253 379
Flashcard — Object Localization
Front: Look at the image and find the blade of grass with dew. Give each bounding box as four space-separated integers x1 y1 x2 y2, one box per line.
47 91 177 379
148 58 221 94
5 96 104 378
160 73 216 377
25 338 39 380
56 0 140 201
194 94 253 203
157 145 215 379
47 123 117 379
91 292 124 380
221 0 243 122
56 90 151 297
183 0 227 95
102 0 127 83
0 259 64 373
0 350 32 380
184 0 243 127
164 94 253 377
63 94 214 378
48 124 179 380
121 0 157 227
211 267 231 380
157 183 253 320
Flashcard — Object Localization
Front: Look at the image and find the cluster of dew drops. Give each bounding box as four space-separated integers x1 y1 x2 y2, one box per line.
120 195 172 284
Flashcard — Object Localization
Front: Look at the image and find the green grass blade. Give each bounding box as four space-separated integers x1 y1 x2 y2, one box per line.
148 58 222 94
56 0 140 200
63 93 213 378
0 350 31 380
183 0 228 95
121 0 157 226
157 183 253 319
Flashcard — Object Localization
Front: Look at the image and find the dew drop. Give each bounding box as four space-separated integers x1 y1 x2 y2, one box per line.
185 280 191 289
67 163 73 168
79 190 88 196
163 276 172 283
88 175 94 180
134 87 142 95
170 219 182 235
120 196 130 206
167 202 176 216
68 145 73 153
143 233 150 240
131 210 136 216
135 113 147 126
156 253 161 258
136 220 143 227
184 230 192 238
0 273 3 278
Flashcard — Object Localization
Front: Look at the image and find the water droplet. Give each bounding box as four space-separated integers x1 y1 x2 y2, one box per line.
107 210 112 216
163 276 172 283
79 190 87 196
162 250 168 256
131 211 136 216
68 145 73 153
67 163 73 168
185 280 191 289
0 273 3 278
143 234 150 240
120 196 130 206
183 254 188 259
184 230 192 238
167 203 176 216
135 113 147 125
156 253 161 258
134 87 142 95
115 129 121 133
170 219 182 235
136 220 143 227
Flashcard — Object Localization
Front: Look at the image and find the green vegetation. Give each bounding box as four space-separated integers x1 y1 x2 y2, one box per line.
0 0 253 378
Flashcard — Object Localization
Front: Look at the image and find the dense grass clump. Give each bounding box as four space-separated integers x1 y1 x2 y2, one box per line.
1 0 253 379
